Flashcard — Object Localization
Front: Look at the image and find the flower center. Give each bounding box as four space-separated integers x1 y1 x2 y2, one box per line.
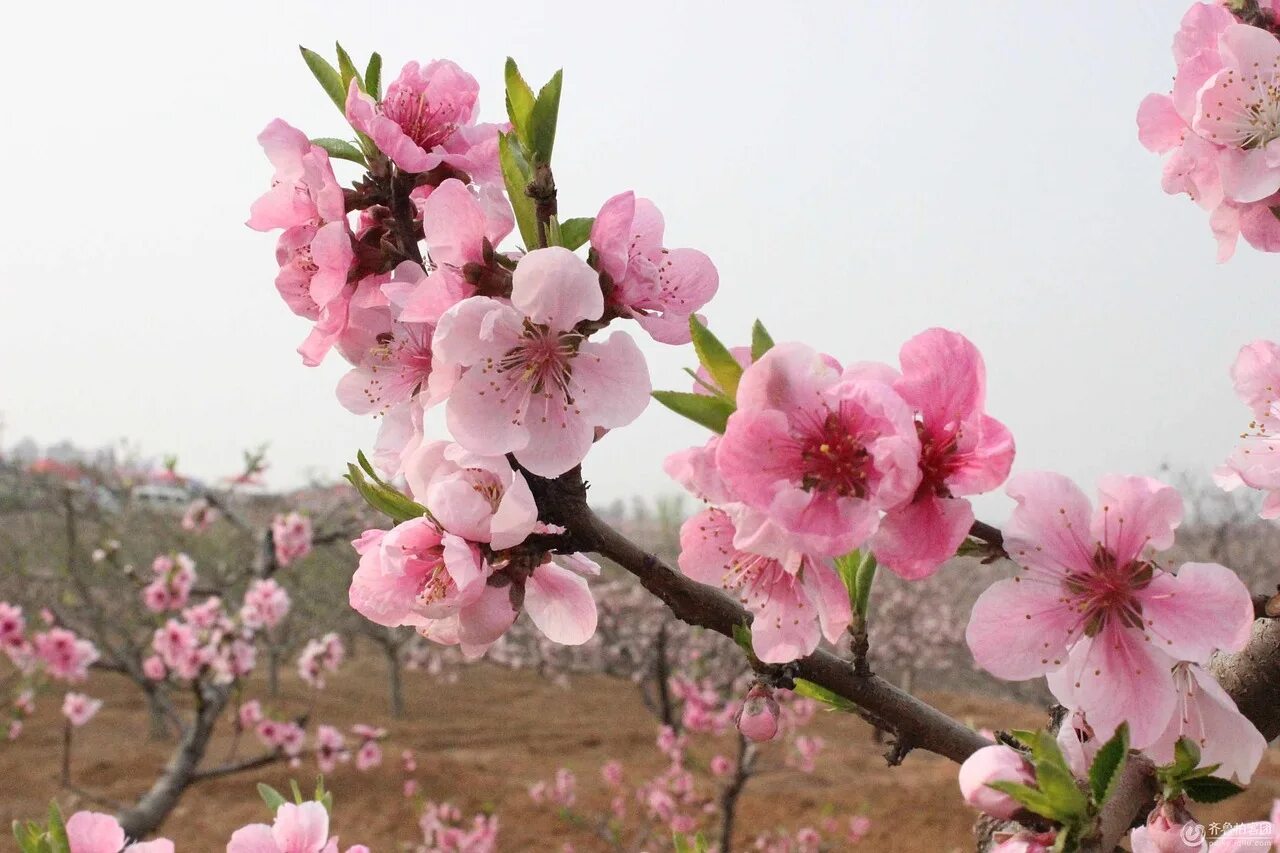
496 322 581 401
382 88 459 152
1064 545 1154 636
917 422 961 498
798 410 870 497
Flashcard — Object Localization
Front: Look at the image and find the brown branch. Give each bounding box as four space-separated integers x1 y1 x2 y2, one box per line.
190 749 283 782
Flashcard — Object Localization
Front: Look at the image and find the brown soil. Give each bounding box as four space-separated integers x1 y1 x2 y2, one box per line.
1 659 1275 852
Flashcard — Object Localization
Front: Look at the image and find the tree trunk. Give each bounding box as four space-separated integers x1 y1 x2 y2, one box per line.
384 641 404 718
117 685 230 839
717 733 757 853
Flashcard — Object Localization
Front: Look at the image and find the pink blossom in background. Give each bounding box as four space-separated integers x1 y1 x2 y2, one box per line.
601 759 624 787
403 441 537 550
431 246 651 477
65 810 175 853
61 692 103 727
345 60 480 174
0 602 25 651
142 553 197 613
141 654 166 681
151 619 206 682
33 627 99 682
966 473 1254 746
958 744 1036 821
298 633 346 689
1216 339 1280 517
717 343 921 558
418 800 499 853
709 754 733 777
241 579 292 630
272 513 314 567
180 497 219 533
869 329 1014 580
316 724 348 774
678 508 850 663
589 191 719 344
355 738 383 771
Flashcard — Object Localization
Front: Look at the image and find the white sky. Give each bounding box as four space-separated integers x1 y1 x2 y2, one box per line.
1 0 1267 515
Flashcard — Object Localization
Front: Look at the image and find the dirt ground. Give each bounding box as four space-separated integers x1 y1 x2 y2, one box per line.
1 657 1276 852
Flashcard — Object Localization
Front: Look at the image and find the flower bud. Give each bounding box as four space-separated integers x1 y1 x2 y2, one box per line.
992 830 1055 852
958 744 1035 820
735 684 780 743
1132 798 1203 853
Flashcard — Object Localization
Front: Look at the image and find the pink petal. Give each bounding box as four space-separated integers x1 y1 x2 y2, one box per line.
1138 562 1254 662
511 247 603 330
431 297 522 368
524 562 598 645
572 332 652 428
272 802 329 853
457 582 518 647
512 392 596 477
751 574 820 663
66 812 126 853
677 509 737 586
1136 94 1186 154
1230 339 1280 416
1238 200 1280 253
802 561 852 643
965 576 1078 680
735 343 841 415
1090 475 1182 567
489 472 537 550
947 414 1015 496
895 328 985 428
590 191 635 283
226 823 279 853
1218 148 1280 204
1002 472 1094 579
872 494 974 580
422 178 486 268
308 221 354 307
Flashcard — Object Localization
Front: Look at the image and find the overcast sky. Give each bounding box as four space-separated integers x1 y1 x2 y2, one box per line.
1 0 1267 515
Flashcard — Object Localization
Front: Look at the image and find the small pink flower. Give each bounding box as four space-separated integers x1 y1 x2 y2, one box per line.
241 579 292 630
0 601 25 649
142 655 166 681
958 744 1035 821
345 61 480 174
272 512 314 566
678 507 850 663
181 498 219 533
61 692 103 727
709 755 733 777
247 119 345 232
1216 339 1280 517
238 699 263 729
870 329 1014 579
356 739 383 771
403 441 537 550
601 759 624 787
966 473 1254 746
589 191 719 344
33 627 99 682
735 684 780 743
717 343 921 557
431 246 651 477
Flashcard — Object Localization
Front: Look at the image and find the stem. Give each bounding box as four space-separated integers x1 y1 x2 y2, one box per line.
389 168 423 265
717 733 757 853
61 721 72 787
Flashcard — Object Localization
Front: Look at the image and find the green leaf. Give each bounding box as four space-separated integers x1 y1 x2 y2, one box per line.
731 623 753 654
310 137 368 167
45 803 69 853
986 780 1074 823
299 46 347 113
682 367 722 396
651 391 735 433
1088 722 1128 805
792 678 861 714
345 464 428 525
504 57 536 146
689 316 743 399
834 552 860 602
498 132 538 249
334 42 363 93
1034 761 1089 820
853 553 877 618
365 52 382 99
558 217 594 251
258 783 287 813
289 779 304 804
1171 736 1201 777
750 320 775 361
1183 775 1246 804
528 69 563 164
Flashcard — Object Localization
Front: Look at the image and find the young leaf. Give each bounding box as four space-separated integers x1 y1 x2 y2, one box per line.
1171 736 1201 777
751 319 775 361
258 783 287 813
1034 762 1089 820
689 317 744 399
986 780 1074 823
504 57 536 144
310 137 368 167
528 69 563 164
730 623 753 654
1088 722 1129 804
834 551 861 603
558 217 594 251
334 42 364 93
792 678 860 714
45 803 69 853
853 552 877 618
651 391 735 434
1183 775 1246 804
365 52 382 99
289 779 305 804
299 46 347 112
498 132 538 249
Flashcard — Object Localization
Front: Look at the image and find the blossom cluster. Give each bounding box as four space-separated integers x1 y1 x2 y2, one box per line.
666 328 1013 662
297 632 346 689
142 553 197 613
1139 1 1280 259
0 603 100 739
272 512 314 567
148 595 257 683
1216 338 1280 516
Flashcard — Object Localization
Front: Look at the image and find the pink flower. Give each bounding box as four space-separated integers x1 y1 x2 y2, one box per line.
431 246 651 477
335 318 437 415
66 811 174 853
870 329 1014 579
241 579 292 630
227 801 337 853
356 739 383 771
403 441 537 549
709 755 733 777
316 724 347 774
238 699 263 729
62 692 103 727
678 507 850 663
1216 339 1280 517
992 832 1056 853
1142 663 1267 784
663 436 733 505
1130 800 1202 853
966 473 1255 746
181 497 219 533
272 512 314 566
735 684 780 743
345 61 480 174
958 744 1035 821
33 627 99 682
247 119 345 232
589 191 719 344
601 759 624 787
0 601 25 650
142 655 166 681
717 343 921 557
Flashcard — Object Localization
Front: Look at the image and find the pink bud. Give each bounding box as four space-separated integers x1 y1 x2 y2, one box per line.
992 831 1055 853
1133 800 1202 853
958 744 1035 820
735 684 780 743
